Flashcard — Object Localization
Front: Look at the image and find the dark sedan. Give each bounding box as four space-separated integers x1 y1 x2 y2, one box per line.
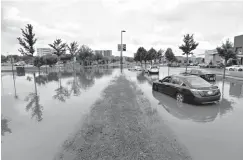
152 74 221 104
181 69 216 82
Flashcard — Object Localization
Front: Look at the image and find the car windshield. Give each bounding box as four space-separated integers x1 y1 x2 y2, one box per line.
151 66 157 69
185 77 211 88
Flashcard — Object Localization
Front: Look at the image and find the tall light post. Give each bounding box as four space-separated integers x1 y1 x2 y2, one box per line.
120 30 126 72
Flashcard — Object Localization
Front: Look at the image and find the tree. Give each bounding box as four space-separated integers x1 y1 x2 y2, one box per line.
67 41 79 59
93 52 103 64
103 56 109 64
165 48 176 75
179 34 199 72
157 49 164 63
1 55 8 63
33 56 44 75
216 39 236 79
147 47 157 65
49 39 67 57
42 54 58 67
77 45 93 66
136 47 147 65
17 24 37 56
201 58 205 63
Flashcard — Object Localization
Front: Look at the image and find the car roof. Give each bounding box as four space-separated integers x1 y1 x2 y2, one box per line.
172 74 198 79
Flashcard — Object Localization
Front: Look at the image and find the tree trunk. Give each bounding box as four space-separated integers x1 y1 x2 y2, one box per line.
38 67 41 76
186 54 188 73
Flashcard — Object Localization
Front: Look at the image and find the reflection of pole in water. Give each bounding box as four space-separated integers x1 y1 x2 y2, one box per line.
222 79 225 99
33 73 37 95
11 55 17 98
1 75 4 95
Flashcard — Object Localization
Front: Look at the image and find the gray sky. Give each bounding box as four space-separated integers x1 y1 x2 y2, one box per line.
1 0 243 57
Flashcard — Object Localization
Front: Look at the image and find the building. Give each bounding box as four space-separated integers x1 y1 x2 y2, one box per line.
37 48 54 57
94 50 112 57
234 35 243 65
204 49 223 65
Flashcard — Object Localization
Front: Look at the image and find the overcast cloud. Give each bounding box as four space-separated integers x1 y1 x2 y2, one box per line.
1 0 243 57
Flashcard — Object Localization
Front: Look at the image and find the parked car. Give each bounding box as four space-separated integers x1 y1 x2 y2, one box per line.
170 63 180 67
144 65 151 73
226 65 241 71
148 66 159 74
180 69 216 82
232 65 243 71
134 66 143 71
152 74 221 104
14 61 26 66
199 63 208 68
216 63 224 69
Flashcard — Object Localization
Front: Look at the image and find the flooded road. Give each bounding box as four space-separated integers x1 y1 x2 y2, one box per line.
125 67 243 160
2 67 243 160
1 68 119 160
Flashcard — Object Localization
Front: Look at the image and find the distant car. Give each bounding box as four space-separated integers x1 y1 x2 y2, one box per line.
233 65 243 71
134 66 143 71
144 65 151 73
148 66 159 74
170 63 180 67
226 65 240 71
199 63 208 68
152 75 221 104
14 61 26 66
181 69 216 82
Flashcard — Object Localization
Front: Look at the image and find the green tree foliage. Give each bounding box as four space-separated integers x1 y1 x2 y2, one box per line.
49 39 67 57
136 47 147 65
1 55 8 63
165 48 176 63
179 34 199 72
60 54 72 64
77 45 93 65
93 52 103 63
33 56 44 68
156 49 164 63
147 47 157 65
17 24 37 56
201 58 205 63
67 41 79 59
216 39 236 79
42 54 58 67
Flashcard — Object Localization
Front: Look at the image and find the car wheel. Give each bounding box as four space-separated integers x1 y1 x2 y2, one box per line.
176 93 184 103
153 84 158 91
229 68 233 71
239 68 242 71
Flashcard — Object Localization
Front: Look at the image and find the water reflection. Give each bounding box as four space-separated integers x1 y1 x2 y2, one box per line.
229 82 243 98
1 116 12 136
136 72 147 84
25 73 43 122
67 71 81 97
152 91 221 123
53 72 71 102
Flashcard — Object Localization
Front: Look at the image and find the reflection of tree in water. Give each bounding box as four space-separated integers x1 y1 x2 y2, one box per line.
93 68 104 79
78 70 95 90
1 116 12 136
219 98 234 116
136 72 146 84
53 72 71 102
67 71 81 96
35 75 48 85
25 93 43 122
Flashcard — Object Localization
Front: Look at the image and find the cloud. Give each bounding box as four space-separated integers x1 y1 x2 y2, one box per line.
1 0 243 57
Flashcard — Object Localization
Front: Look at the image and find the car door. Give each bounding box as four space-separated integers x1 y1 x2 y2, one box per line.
167 77 181 96
158 76 172 93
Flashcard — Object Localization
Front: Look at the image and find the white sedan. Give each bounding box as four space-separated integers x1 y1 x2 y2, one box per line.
226 65 243 71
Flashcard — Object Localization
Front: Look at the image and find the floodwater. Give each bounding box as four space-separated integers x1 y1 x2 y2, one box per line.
1 67 243 160
126 67 243 160
1 67 120 160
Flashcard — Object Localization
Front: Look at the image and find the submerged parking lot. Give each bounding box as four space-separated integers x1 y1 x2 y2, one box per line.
1 67 243 160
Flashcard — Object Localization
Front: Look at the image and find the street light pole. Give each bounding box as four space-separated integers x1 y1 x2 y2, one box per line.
120 30 126 72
